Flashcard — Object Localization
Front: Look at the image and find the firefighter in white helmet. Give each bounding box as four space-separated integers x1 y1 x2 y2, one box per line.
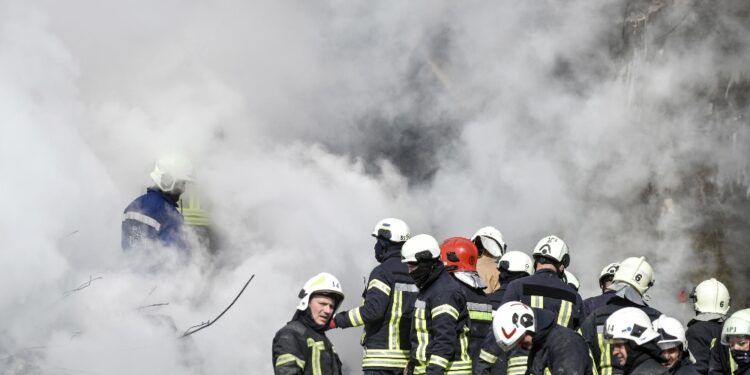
122 154 195 252
583 262 620 318
330 218 417 374
604 307 666 374
564 270 580 291
474 251 534 374
709 308 750 375
480 301 593 375
401 234 471 374
471 226 507 293
272 272 345 374
653 315 699 374
685 278 730 374
580 256 663 375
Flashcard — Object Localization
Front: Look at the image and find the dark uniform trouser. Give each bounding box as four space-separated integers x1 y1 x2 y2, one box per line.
364 370 403 375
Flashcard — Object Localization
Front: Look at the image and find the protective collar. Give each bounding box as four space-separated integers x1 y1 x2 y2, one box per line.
454 271 486 290
693 312 726 322
609 281 648 306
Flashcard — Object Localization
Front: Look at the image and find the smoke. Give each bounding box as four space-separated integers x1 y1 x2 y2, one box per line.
1 0 748 373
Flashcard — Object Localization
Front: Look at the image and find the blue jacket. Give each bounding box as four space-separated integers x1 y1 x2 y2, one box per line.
501 269 584 329
333 245 418 371
122 188 188 251
582 290 617 319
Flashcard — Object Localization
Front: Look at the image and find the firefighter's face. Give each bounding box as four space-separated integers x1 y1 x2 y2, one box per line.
729 335 750 352
309 295 336 326
519 333 534 350
660 346 681 368
612 342 628 366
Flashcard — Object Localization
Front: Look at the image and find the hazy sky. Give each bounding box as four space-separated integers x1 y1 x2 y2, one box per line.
1 0 748 373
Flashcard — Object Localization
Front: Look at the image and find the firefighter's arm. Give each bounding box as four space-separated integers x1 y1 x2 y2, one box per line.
333 267 391 328
272 328 306 375
474 329 505 374
426 291 464 375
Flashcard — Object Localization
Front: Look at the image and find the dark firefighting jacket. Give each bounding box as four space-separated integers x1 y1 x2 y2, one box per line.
583 290 617 319
409 263 472 375
526 308 595 375
686 317 723 374
455 279 493 360
333 245 418 370
708 342 738 375
272 311 342 375
501 269 584 329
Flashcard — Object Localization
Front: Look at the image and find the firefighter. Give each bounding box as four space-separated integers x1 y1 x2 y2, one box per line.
501 235 583 329
653 315 699 374
122 154 194 252
580 256 662 375
475 251 534 375
471 226 507 293
330 218 417 374
488 301 594 375
439 237 493 360
604 307 666 375
582 262 620 318
709 308 750 375
685 278 730 374
401 234 472 374
272 272 345 374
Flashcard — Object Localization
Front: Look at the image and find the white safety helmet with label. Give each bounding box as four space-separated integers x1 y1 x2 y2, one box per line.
564 270 580 291
150 154 195 193
604 307 660 346
612 257 655 296
493 302 536 352
371 218 411 243
296 272 345 312
653 315 688 350
600 262 620 282
497 251 534 276
532 235 570 267
692 278 731 316
720 308 750 345
471 226 507 258
401 234 441 263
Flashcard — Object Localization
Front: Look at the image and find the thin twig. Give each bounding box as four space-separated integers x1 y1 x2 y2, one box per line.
63 275 103 297
136 303 170 311
181 274 255 338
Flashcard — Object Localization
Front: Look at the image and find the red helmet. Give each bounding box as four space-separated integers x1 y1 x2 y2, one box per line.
440 237 479 273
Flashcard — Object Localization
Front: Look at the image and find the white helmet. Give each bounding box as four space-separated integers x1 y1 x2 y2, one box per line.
612 257 654 296
371 218 411 243
498 251 534 276
401 234 440 263
692 278 731 315
720 308 750 345
564 270 580 291
150 154 195 193
604 307 660 346
471 226 507 258
532 235 570 267
493 302 536 352
600 262 620 282
653 315 688 350
296 272 345 312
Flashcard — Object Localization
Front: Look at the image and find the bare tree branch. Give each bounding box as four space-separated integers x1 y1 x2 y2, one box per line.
181 274 255 338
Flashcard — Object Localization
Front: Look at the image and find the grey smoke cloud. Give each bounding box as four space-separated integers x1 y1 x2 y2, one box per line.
1 0 748 373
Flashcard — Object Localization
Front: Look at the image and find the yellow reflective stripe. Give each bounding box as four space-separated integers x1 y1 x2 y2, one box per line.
431 304 459 320
508 356 528 366
589 348 600 375
545 368 552 375
480 349 498 364
710 337 717 349
429 354 450 368
598 332 612 375
388 289 403 350
445 359 472 374
731 352 737 372
469 310 493 321
531 295 544 308
415 306 429 362
348 306 365 326
307 338 324 375
275 353 306 368
362 357 409 368
557 300 573 327
368 279 392 295
460 326 471 362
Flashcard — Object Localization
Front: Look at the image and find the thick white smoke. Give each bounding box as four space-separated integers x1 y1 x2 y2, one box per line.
1 0 748 373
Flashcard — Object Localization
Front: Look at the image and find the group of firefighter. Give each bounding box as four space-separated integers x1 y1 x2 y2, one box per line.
271 218 750 375
117 156 748 375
